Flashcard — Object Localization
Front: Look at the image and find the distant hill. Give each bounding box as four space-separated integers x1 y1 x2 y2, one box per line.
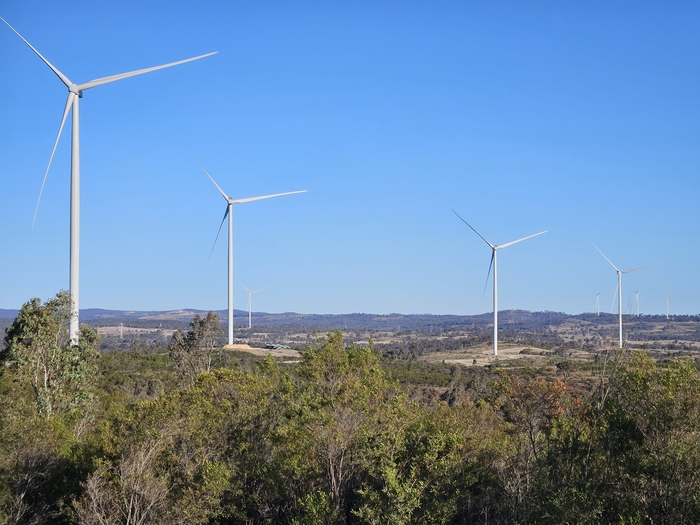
2 307 699 338
0 308 237 332
0 307 553 331
0 309 18 319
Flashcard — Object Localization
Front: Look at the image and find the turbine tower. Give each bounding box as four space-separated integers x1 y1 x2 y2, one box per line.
595 291 601 317
635 289 640 317
241 283 266 329
453 210 546 356
1 17 216 343
186 148 306 345
595 245 652 348
666 288 670 320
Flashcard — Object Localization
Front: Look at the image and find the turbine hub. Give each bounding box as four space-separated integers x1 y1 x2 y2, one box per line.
68 84 82 97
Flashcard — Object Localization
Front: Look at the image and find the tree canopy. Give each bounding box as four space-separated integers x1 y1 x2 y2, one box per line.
3 300 700 524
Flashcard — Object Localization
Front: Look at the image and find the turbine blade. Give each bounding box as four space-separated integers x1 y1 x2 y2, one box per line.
240 282 250 293
483 251 494 296
33 92 75 228
205 206 229 267
76 52 218 91
232 190 307 204
622 263 658 274
452 210 495 248
0 17 72 87
594 245 621 273
182 144 229 200
498 230 547 249
252 288 267 294
610 284 618 313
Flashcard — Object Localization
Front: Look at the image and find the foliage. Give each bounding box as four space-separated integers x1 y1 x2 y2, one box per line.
2 291 100 420
0 349 90 525
97 351 176 402
601 351 700 524
168 312 223 384
5 304 700 524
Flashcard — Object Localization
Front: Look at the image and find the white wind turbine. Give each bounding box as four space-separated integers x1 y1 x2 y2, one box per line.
2 17 216 343
595 245 653 348
595 291 601 317
635 289 640 317
241 283 267 329
453 210 546 356
666 288 670 320
186 148 306 345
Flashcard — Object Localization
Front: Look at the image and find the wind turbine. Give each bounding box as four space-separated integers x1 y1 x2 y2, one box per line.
666 288 670 320
241 283 266 329
1 17 217 343
595 245 653 348
635 289 640 317
453 210 546 356
595 291 601 316
186 148 306 345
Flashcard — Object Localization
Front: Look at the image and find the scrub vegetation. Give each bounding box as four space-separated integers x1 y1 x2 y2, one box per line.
3 293 700 524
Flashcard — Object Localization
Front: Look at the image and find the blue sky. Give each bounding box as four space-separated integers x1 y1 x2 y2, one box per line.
1 1 698 316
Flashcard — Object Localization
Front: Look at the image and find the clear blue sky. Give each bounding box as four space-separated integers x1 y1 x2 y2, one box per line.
1 1 698 316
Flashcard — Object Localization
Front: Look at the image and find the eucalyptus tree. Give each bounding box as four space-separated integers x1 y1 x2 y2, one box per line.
3 290 99 418
168 312 224 383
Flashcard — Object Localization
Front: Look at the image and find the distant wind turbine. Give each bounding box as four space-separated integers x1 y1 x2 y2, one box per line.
1 17 217 343
635 289 640 317
241 283 266 329
453 210 546 356
666 288 670 320
186 147 306 345
595 291 601 317
595 245 654 348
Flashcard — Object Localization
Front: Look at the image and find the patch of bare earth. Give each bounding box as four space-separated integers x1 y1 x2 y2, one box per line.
223 343 300 359
420 342 555 367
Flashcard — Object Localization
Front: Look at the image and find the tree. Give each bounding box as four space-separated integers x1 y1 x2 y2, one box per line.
3 291 99 419
601 351 700 523
74 365 280 525
289 331 398 523
73 435 170 525
168 312 223 384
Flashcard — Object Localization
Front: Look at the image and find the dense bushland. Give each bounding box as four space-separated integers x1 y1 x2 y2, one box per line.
3 295 700 524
